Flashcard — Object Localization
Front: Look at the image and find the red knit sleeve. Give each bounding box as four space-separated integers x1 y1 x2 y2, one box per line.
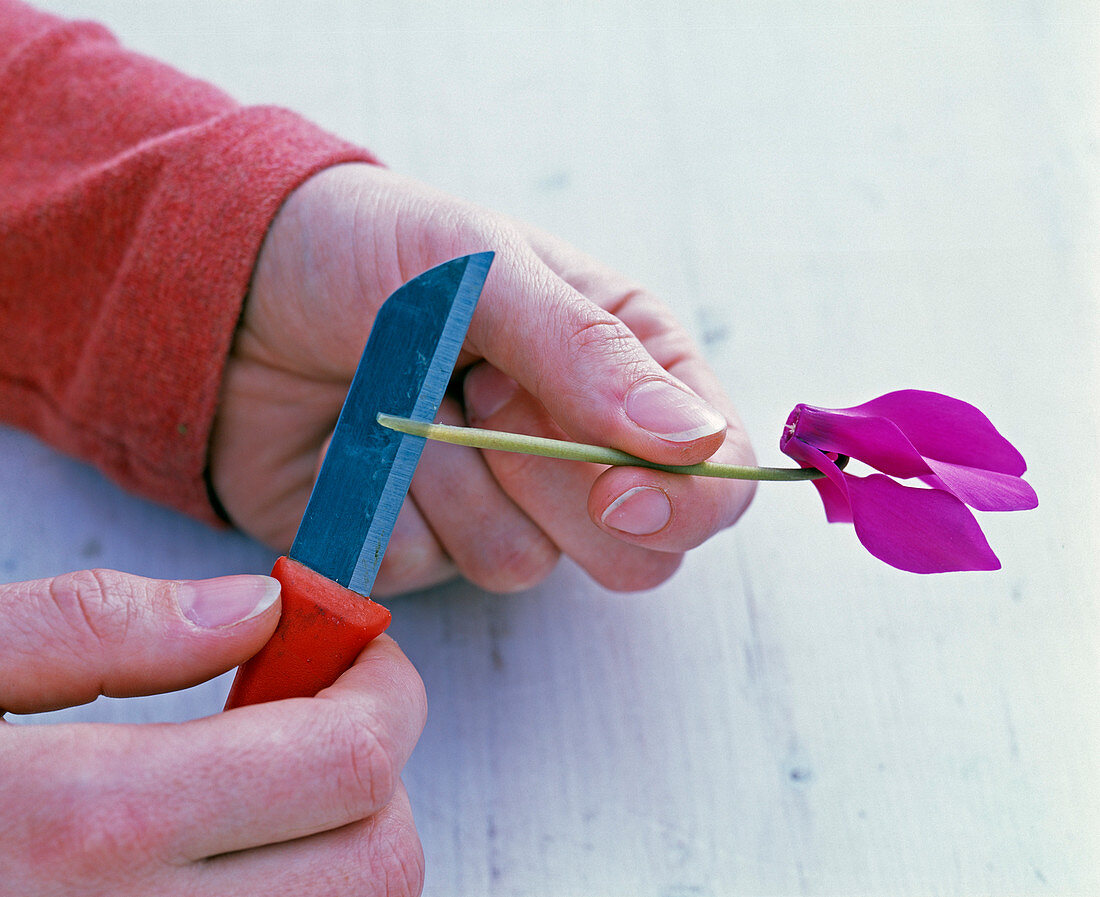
0 0 378 524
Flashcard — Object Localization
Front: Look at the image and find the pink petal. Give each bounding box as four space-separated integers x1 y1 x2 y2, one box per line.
780 435 853 522
790 406 930 478
922 459 1039 512
810 474 854 524
850 390 1027 475
845 474 1001 573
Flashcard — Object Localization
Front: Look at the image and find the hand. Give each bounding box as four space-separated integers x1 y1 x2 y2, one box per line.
210 164 756 596
0 569 427 896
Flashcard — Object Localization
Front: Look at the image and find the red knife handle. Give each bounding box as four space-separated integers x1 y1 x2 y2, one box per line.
223 556 392 709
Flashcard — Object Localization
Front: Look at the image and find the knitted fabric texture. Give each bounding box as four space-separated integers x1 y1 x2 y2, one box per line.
0 0 377 523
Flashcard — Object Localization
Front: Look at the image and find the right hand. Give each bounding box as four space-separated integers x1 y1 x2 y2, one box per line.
0 568 427 896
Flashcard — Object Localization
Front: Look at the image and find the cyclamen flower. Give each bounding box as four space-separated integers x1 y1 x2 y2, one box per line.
780 390 1037 573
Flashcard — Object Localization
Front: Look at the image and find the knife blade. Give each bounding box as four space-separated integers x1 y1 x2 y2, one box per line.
224 252 493 708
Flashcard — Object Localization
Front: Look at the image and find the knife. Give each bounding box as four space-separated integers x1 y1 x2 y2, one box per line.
223 252 494 709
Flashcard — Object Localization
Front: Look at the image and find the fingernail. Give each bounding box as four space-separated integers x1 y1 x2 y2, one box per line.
601 486 672 535
177 575 280 629
624 380 726 442
465 363 519 422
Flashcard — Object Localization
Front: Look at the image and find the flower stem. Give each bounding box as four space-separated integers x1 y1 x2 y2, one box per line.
376 413 844 481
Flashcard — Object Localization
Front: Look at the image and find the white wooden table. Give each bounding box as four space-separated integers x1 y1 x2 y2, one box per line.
6 2 1098 893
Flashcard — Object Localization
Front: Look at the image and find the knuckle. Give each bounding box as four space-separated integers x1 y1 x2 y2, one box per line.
324 707 401 813
357 818 425 897
374 534 456 597
379 502 446 573
562 309 641 365
613 288 689 344
47 789 161 876
643 328 700 372
471 533 560 594
75 799 156 865
555 310 654 409
44 569 132 650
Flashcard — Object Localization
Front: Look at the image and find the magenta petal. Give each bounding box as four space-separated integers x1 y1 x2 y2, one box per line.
851 390 1027 475
780 435 853 522
844 474 1001 573
923 459 1039 512
810 473 854 524
791 407 930 478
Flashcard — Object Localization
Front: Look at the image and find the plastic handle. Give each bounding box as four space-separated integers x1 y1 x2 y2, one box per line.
223 556 392 709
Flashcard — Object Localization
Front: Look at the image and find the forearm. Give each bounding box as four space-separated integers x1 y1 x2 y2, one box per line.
0 0 376 521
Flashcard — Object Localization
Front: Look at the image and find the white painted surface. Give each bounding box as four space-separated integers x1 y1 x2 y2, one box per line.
5 2 1098 894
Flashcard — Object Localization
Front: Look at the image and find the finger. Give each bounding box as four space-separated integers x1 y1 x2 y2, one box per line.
525 225 750 422
314 432 457 598
0 570 280 714
587 441 756 551
370 497 457 597
333 171 728 466
178 635 425 860
521 227 758 530
410 396 559 593
11 635 426 868
196 781 423 897
4 637 426 892
465 243 728 467
464 363 682 591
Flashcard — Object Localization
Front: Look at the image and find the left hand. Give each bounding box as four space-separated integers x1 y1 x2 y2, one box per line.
209 163 755 596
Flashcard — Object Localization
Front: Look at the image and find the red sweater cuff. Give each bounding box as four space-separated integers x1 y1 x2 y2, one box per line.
67 106 376 524
0 4 377 525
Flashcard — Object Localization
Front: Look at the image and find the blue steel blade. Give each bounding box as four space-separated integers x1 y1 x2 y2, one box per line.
289 252 493 594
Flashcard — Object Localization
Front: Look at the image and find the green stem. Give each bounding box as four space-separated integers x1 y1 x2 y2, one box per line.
376 413 845 481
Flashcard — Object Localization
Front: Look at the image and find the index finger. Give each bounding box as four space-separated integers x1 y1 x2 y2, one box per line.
107 635 424 862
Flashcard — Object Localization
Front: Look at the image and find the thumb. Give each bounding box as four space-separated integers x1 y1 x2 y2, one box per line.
0 569 280 715
469 260 729 467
